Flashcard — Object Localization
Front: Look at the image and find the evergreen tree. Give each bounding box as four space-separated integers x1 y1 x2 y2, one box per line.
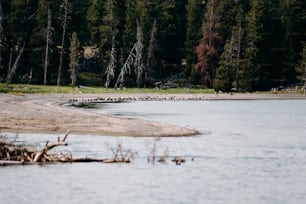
123 0 137 55
0 0 304 89
70 0 89 44
100 0 119 52
214 38 235 92
214 5 243 92
240 0 263 91
278 0 306 85
185 0 205 78
87 0 104 46
30 0 53 85
195 0 220 87
138 0 160 79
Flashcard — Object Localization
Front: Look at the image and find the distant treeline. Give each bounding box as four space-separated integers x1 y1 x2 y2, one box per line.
0 0 305 91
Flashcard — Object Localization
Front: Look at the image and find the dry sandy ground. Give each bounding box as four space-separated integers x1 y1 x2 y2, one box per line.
0 93 305 137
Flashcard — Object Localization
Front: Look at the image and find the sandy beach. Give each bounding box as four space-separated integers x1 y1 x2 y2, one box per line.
0 93 305 137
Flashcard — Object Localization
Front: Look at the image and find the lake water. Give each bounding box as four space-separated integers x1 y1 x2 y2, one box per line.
1 100 306 204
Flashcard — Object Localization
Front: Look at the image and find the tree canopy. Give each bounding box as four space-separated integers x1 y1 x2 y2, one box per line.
0 0 305 91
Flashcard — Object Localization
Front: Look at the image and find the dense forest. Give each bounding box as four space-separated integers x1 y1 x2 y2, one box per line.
0 0 305 91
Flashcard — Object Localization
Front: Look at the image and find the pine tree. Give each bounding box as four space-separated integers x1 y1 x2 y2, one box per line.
195 0 220 87
214 39 235 92
240 0 263 91
100 0 119 53
87 0 104 45
278 0 306 85
123 0 137 55
214 5 243 92
137 0 159 78
185 0 205 76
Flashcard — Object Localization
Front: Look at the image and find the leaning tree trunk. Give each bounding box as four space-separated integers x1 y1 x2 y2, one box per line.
105 41 116 89
114 43 136 89
6 41 26 84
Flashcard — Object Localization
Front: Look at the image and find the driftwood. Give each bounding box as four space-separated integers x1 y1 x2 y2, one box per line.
171 157 186 165
1 132 188 167
0 131 134 166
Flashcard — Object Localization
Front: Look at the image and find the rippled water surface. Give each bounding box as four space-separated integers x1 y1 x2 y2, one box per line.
1 100 306 204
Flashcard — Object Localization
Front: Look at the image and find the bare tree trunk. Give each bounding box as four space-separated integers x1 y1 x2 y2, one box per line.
57 0 69 86
135 20 144 88
235 17 242 92
6 41 26 84
105 40 116 89
0 3 4 70
33 131 70 162
114 21 144 89
146 19 157 85
44 8 52 85
69 32 80 87
8 48 13 72
104 0 116 89
114 43 136 89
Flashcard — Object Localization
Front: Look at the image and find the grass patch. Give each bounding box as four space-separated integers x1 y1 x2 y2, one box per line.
0 83 215 94
0 83 80 94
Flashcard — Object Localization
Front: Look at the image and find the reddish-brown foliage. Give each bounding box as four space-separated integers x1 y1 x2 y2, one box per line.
194 0 220 87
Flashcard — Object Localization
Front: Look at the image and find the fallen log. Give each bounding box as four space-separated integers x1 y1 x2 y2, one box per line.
0 160 25 166
33 130 69 162
0 131 135 166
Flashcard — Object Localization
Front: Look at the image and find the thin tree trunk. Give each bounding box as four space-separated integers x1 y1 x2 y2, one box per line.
57 0 69 86
135 21 144 88
0 3 4 70
6 42 26 84
105 40 116 89
145 19 157 85
8 48 13 73
114 43 136 89
236 24 242 92
44 8 52 85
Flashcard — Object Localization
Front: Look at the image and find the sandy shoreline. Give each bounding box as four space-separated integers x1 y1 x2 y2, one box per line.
0 93 305 137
